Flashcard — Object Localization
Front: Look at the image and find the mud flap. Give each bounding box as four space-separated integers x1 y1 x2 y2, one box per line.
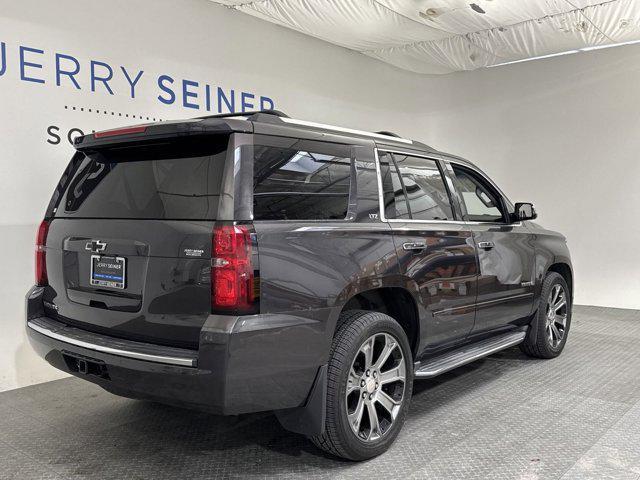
275 364 327 437
525 308 539 345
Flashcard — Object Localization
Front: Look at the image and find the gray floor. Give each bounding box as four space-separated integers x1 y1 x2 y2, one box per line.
1 305 639 480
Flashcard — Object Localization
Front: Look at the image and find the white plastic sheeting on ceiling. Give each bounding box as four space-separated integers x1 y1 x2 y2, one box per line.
211 0 640 74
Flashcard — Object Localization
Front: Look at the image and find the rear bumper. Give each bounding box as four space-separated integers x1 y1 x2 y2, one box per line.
26 286 328 416
27 318 226 412
28 317 197 367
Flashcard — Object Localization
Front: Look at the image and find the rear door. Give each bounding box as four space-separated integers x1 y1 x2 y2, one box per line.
444 161 536 334
378 150 478 354
43 135 232 349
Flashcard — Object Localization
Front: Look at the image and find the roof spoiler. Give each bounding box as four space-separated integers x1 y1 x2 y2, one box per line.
74 118 247 151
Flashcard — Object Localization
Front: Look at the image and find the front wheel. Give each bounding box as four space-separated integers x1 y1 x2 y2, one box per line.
311 310 413 461
521 272 572 359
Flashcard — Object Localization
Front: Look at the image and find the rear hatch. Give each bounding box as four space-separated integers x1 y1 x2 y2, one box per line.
43 134 231 349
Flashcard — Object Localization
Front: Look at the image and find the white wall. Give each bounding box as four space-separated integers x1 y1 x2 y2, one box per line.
414 44 640 311
0 0 431 392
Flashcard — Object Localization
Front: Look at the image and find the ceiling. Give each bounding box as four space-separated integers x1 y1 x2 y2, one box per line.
211 0 640 74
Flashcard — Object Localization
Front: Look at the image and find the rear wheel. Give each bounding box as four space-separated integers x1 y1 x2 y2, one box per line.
521 272 572 358
311 310 413 460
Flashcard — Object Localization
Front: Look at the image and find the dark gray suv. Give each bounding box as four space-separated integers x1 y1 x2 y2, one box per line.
26 110 573 460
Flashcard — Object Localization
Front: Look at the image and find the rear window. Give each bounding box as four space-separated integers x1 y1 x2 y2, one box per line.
252 138 353 221
56 136 228 220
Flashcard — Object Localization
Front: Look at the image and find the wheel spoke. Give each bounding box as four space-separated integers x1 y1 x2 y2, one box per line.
555 314 567 328
552 288 564 308
346 368 360 395
366 402 381 439
375 390 399 416
379 362 406 385
373 335 397 370
348 396 365 432
554 300 566 313
361 337 375 369
550 323 561 345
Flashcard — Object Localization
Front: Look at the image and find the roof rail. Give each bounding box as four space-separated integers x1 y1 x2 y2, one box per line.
198 110 414 145
279 118 413 145
199 109 289 120
375 130 401 138
246 110 291 122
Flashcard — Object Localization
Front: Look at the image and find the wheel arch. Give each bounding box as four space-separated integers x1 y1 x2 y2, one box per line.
339 287 420 359
547 262 573 301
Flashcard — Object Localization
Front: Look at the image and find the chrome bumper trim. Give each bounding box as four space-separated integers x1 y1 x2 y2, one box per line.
27 319 197 367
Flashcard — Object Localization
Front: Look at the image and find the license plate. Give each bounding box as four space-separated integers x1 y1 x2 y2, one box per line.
90 255 126 289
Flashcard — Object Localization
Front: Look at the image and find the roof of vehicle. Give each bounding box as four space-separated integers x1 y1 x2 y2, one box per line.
75 110 440 154
72 109 498 204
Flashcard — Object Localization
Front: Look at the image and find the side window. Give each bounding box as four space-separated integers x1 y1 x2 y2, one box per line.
379 152 410 219
253 139 353 221
451 165 505 223
392 154 453 221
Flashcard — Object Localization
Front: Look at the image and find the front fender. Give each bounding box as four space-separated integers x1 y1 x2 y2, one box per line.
530 226 573 305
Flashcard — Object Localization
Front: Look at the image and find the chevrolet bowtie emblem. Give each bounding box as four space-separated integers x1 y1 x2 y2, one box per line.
85 240 107 253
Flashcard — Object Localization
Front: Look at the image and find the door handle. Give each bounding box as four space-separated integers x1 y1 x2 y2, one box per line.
477 241 495 250
403 242 427 251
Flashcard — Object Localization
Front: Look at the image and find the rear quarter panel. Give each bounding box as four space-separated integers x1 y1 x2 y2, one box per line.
220 136 407 412
224 221 401 413
255 221 400 332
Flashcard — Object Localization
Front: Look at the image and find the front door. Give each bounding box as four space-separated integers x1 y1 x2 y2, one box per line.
446 162 536 334
378 151 478 354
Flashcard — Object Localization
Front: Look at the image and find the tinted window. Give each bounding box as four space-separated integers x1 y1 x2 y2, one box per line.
379 152 410 220
452 165 504 222
253 140 353 220
392 154 453 221
57 136 228 220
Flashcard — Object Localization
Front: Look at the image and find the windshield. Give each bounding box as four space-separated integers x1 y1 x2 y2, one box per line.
56 136 229 220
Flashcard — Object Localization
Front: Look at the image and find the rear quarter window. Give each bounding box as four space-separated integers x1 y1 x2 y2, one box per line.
252 138 354 221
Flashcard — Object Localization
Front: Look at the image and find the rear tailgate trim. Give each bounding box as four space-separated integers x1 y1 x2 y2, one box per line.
28 317 197 367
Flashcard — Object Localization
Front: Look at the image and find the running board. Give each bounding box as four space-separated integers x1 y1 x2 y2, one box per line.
414 330 527 378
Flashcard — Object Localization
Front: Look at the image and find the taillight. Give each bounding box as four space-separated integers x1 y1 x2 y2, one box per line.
35 220 50 286
211 224 257 312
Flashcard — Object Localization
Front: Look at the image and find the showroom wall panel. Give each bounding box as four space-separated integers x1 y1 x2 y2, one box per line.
418 44 640 311
0 0 429 391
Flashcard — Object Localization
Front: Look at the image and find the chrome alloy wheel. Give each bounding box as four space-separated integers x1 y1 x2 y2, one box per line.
345 332 406 442
546 284 568 348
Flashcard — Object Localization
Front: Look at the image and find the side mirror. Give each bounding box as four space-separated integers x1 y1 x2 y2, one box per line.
513 202 537 221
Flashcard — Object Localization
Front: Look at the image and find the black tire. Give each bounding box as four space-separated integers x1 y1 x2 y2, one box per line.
521 272 572 359
311 310 413 461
